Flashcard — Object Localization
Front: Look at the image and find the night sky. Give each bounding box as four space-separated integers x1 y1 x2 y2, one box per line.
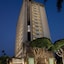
0 0 64 56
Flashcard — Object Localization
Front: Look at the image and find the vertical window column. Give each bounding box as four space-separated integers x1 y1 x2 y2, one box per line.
27 1 31 41
27 25 31 41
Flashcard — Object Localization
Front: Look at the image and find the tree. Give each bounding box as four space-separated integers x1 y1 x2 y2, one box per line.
30 37 64 64
44 0 64 12
29 37 53 64
30 37 52 50
49 39 64 64
0 50 10 64
0 55 10 64
53 39 64 64
56 0 63 11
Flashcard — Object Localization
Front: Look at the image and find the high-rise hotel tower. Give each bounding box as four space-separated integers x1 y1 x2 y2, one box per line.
15 0 50 58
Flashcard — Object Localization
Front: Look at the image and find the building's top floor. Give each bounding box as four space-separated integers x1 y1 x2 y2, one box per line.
23 0 45 7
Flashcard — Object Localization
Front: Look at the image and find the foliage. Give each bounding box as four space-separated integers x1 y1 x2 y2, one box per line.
30 37 64 52
30 37 64 64
49 39 64 64
44 0 64 11
30 37 53 50
53 39 64 52
0 50 10 64
0 55 10 64
56 0 63 11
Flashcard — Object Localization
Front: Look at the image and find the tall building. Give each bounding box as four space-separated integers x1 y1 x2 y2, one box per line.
15 0 50 58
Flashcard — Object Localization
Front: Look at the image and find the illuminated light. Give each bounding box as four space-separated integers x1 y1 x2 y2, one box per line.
28 25 30 32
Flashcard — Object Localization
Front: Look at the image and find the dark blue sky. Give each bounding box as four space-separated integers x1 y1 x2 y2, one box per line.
0 0 64 56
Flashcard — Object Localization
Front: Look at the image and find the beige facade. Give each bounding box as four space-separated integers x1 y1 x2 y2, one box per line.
30 2 50 40
13 0 57 64
9 58 24 64
15 0 50 58
15 0 27 57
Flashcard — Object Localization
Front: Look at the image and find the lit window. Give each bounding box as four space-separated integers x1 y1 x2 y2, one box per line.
33 37 36 40
33 25 35 27
39 29 42 32
33 32 35 35
28 25 30 32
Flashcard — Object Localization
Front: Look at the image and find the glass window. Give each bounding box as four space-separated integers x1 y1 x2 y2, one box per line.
36 29 39 31
33 10 39 12
33 32 35 35
33 25 35 28
33 16 40 20
35 25 39 27
39 29 42 32
36 33 39 35
34 22 38 24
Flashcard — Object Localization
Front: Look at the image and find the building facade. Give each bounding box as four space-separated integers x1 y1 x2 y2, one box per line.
14 0 57 64
15 0 50 58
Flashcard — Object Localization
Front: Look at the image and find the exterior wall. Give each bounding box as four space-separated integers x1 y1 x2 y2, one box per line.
30 2 50 41
15 0 51 58
15 0 27 57
30 2 43 40
13 1 57 64
9 58 24 64
39 5 50 39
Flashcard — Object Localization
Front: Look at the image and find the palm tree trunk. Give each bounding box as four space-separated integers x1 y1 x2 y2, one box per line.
62 57 64 64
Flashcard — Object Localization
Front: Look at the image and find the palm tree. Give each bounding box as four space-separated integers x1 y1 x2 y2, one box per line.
44 0 64 12
29 37 64 64
0 55 10 64
30 37 52 49
50 39 64 64
0 50 10 64
29 37 53 64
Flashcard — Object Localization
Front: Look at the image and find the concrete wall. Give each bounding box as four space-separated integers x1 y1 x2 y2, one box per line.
15 0 27 57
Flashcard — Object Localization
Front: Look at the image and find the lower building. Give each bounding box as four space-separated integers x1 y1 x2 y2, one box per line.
8 46 56 64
